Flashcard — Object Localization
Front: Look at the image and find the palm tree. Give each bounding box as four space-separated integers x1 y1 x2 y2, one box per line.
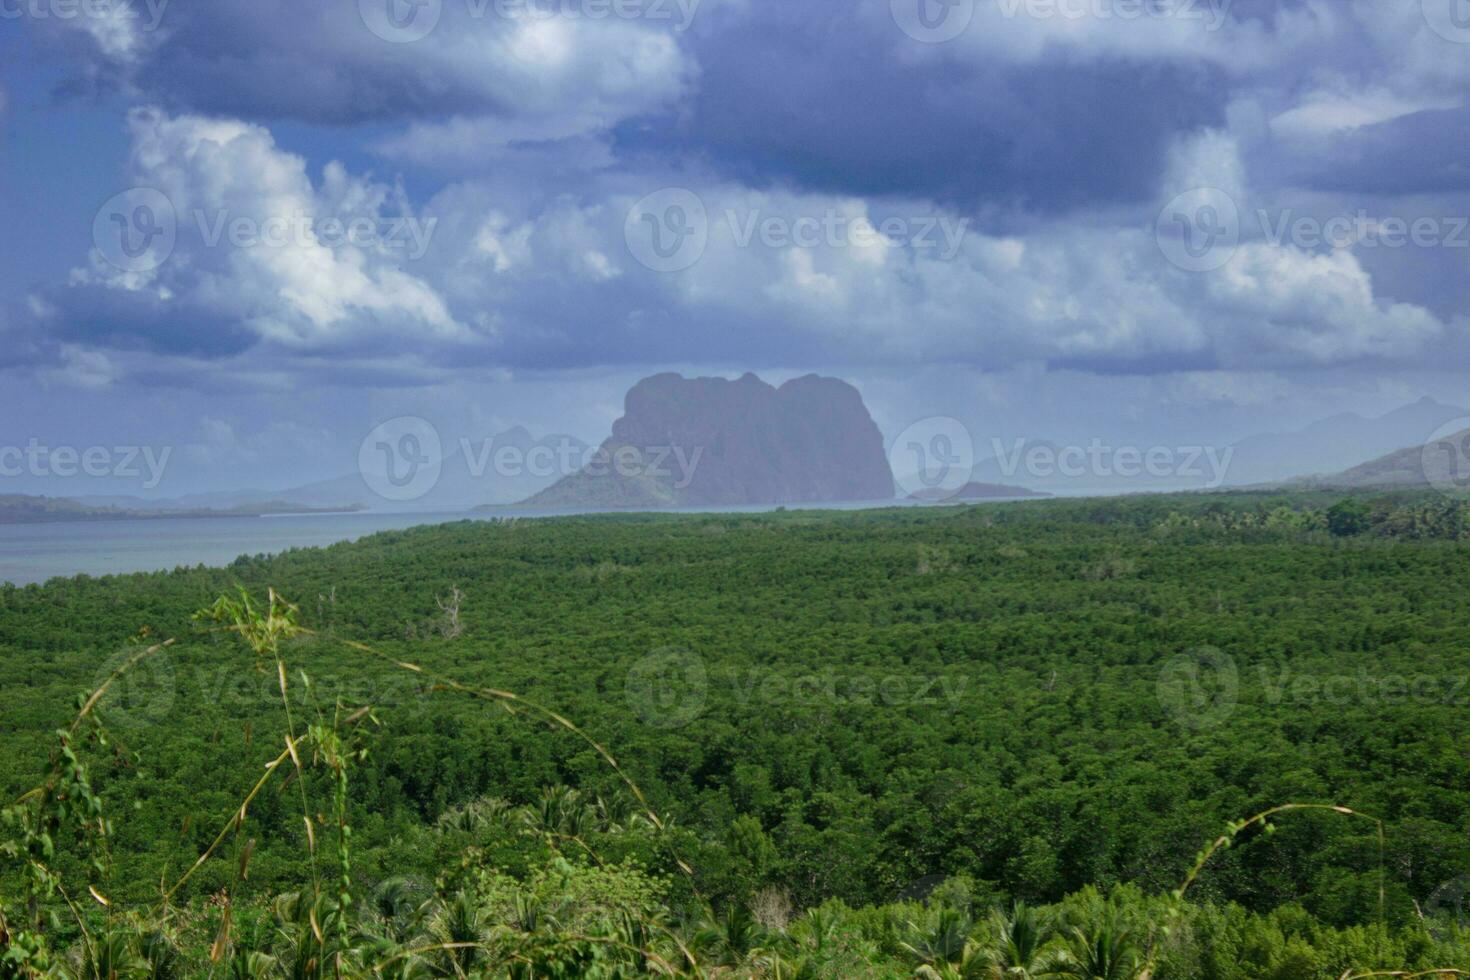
139 928 183 979
768 953 824 979
982 902 1064 979
221 909 279 980
73 930 148 980
692 902 775 972
1052 912 1142 980
914 947 990 980
426 890 485 976
792 905 841 958
370 876 428 942
225 950 280 980
269 890 335 980
436 797 510 835
901 906 974 972
519 785 590 838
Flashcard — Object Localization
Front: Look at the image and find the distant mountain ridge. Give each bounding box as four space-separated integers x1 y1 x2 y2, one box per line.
524 373 895 508
76 426 586 514
909 482 1051 502
953 398 1469 492
1304 421 1470 489
0 494 363 525
1231 396 1468 486
55 395 1462 511
277 426 583 512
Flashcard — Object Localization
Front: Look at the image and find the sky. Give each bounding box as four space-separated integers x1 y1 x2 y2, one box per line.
2 0 1470 500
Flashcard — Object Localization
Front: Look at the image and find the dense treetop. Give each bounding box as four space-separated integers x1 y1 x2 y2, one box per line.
1 492 1467 976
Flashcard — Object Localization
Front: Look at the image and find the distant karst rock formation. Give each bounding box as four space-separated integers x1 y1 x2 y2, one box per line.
523 372 895 508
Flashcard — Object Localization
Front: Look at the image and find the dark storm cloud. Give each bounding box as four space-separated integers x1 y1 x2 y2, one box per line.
40 0 1237 217
127 4 500 124
37 0 691 127
1276 107 1470 195
32 284 257 359
617 3 1230 215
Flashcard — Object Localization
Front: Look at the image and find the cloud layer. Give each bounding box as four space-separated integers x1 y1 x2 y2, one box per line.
4 0 1468 415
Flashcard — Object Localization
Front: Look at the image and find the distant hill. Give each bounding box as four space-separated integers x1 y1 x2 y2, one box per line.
75 426 581 514
953 398 1469 492
0 494 363 524
523 373 894 508
1231 396 1468 486
278 425 580 512
909 482 1051 502
1304 424 1470 489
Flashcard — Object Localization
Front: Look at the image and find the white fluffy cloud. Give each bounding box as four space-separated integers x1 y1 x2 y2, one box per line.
44 345 119 390
402 161 1447 371
44 1 694 161
1269 88 1460 140
882 0 1324 73
41 110 1452 383
373 15 692 167
76 108 467 352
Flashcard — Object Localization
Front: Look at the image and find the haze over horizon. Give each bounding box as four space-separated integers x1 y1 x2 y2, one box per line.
3 1 1470 500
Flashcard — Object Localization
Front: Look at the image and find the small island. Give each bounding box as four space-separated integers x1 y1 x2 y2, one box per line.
0 494 366 525
909 482 1051 502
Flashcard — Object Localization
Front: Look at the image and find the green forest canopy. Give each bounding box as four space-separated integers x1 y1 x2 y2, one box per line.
1 491 1468 976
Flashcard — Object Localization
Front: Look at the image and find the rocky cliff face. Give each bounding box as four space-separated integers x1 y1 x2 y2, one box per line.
524 373 895 508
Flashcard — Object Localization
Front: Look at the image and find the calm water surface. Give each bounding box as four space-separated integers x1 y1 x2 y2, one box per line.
0 499 962 586
0 512 492 586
